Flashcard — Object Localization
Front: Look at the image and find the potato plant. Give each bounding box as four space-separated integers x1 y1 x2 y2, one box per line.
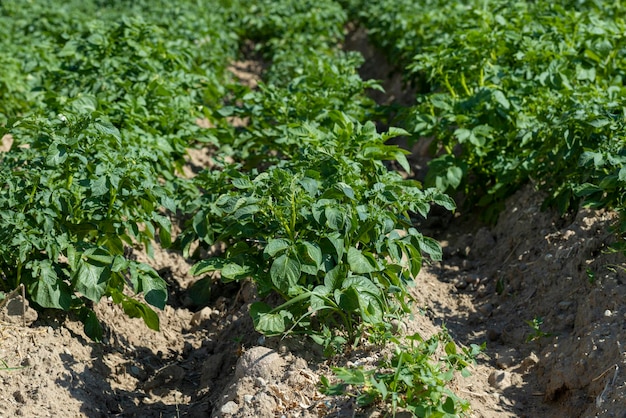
187 113 454 347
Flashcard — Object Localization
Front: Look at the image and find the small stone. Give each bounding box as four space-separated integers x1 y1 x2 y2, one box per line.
190 307 214 327
244 394 254 404
558 301 573 311
254 377 267 388
220 401 239 415
488 370 513 390
604 310 612 317
466 275 480 284
13 390 26 404
476 284 489 297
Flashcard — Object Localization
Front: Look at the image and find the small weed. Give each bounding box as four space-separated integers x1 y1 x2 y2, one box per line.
320 329 483 417
586 268 596 284
525 317 552 342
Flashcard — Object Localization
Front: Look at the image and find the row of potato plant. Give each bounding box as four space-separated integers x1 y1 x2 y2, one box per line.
183 0 442 347
344 0 626 234
180 1 479 415
0 0 240 338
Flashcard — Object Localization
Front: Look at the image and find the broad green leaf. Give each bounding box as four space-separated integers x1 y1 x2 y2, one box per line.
94 119 121 143
70 95 98 114
347 247 377 274
298 241 323 268
82 248 113 265
432 193 456 211
264 238 292 258
188 277 212 307
323 233 345 262
75 259 108 302
270 254 301 294
336 287 360 312
492 90 510 109
27 261 71 310
446 166 463 189
336 183 355 200
250 302 292 335
418 236 442 261
324 264 345 290
46 143 68 167
135 264 167 309
222 263 252 281
394 151 411 173
588 119 610 128
325 206 344 230
332 367 367 385
81 308 103 342
153 214 172 248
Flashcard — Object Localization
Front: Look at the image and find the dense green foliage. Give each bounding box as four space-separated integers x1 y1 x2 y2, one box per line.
0 0 450 348
180 0 453 353
0 0 240 338
345 0 626 229
17 0 626 414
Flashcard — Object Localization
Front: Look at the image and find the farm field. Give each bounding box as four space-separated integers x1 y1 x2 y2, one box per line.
1 0 625 417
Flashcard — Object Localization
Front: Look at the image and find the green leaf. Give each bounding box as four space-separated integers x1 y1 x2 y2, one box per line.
394 151 411 173
264 238 292 258
325 206 345 230
70 95 98 114
250 302 292 335
46 143 68 166
135 265 167 309
187 277 212 307
270 254 301 294
446 166 463 189
190 258 225 276
588 119 610 128
94 119 121 142
418 236 442 261
347 247 377 274
433 193 456 211
324 265 345 290
121 298 160 331
492 90 510 109
153 214 172 248
323 233 345 262
298 241 323 268
75 258 108 302
222 263 252 281
81 308 103 342
27 261 71 310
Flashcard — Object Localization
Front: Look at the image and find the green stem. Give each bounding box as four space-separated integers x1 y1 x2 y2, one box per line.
460 73 471 96
443 74 457 99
